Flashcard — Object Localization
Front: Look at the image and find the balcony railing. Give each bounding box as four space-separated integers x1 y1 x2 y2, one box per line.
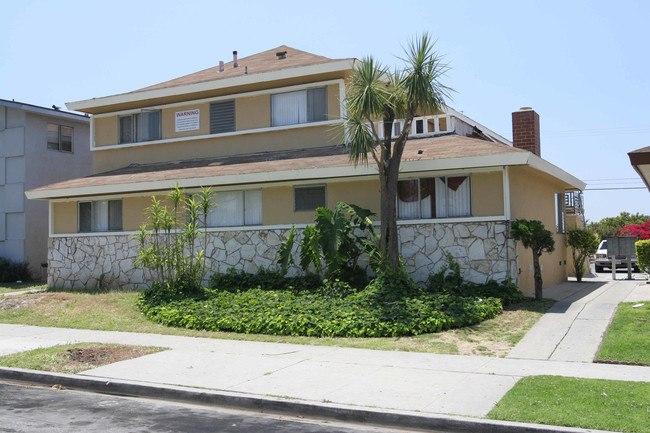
565 191 584 215
372 114 456 140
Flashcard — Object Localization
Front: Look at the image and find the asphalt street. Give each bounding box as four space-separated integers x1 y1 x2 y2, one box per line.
0 381 422 433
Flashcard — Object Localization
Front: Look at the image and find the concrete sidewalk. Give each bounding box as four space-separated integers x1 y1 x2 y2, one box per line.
0 278 649 431
508 276 650 362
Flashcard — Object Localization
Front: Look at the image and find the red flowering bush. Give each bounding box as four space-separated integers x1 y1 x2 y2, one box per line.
618 221 650 240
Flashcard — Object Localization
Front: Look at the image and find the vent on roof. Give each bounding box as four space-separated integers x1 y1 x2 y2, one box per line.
219 61 224 72
233 51 238 68
276 51 287 60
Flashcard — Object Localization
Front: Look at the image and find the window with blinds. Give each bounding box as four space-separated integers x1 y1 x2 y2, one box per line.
210 100 235 134
271 87 327 127
119 111 161 144
205 189 262 227
397 176 471 220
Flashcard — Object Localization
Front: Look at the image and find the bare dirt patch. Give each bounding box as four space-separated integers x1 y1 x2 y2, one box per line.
0 293 68 310
64 346 154 368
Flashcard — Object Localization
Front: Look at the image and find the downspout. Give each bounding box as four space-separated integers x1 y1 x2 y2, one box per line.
503 166 512 282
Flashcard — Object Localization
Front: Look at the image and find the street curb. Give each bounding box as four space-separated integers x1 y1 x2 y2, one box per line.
0 367 607 433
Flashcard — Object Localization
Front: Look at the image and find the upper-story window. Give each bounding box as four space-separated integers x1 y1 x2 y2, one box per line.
271 87 327 127
210 100 235 134
119 110 161 144
47 124 73 152
397 176 471 220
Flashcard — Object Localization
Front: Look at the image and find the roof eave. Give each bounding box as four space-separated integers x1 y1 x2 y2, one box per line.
66 59 356 113
27 151 569 200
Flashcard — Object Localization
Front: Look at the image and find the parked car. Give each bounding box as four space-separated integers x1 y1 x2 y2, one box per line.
594 240 639 272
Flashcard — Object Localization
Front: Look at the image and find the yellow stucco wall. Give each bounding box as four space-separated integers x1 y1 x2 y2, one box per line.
52 201 78 234
93 124 338 173
92 83 342 148
509 166 570 294
472 171 504 216
93 117 118 148
236 95 270 130
123 196 155 231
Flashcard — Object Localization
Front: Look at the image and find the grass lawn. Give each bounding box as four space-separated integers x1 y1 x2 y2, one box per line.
597 302 650 365
0 282 47 295
0 290 554 355
0 343 164 374
489 375 650 433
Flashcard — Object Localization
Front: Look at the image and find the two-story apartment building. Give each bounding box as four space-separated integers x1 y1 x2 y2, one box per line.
25 46 585 292
1 99 91 278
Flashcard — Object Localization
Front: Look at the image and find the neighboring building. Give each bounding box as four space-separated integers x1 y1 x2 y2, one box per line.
25 46 585 293
628 146 650 191
1 99 91 278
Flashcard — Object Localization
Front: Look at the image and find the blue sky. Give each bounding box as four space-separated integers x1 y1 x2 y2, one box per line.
1 0 648 222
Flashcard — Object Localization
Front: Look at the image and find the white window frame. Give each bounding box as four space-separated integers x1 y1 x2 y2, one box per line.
119 110 161 144
271 87 327 127
555 192 566 234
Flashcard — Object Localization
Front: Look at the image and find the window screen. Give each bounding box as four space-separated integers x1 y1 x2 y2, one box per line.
210 100 235 134
294 186 326 211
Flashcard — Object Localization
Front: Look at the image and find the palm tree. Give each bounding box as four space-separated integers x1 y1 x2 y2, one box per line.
343 34 451 270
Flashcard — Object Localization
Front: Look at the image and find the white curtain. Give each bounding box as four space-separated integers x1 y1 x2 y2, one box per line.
244 190 262 225
435 178 448 218
92 200 109 232
208 191 244 227
447 177 471 217
271 90 306 126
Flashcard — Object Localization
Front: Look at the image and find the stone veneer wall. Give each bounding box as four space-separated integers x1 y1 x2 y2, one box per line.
48 221 517 291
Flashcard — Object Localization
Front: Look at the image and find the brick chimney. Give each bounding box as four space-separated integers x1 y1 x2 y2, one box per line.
512 107 540 156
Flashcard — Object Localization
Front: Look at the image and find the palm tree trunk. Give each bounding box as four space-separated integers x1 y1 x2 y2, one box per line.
380 172 400 270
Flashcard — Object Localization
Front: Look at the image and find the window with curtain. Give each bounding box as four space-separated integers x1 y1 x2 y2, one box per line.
205 189 262 227
119 110 161 144
271 87 327 127
397 176 471 219
78 200 123 232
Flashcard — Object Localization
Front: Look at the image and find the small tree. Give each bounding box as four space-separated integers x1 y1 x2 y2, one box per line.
511 219 555 301
566 227 599 282
134 184 214 292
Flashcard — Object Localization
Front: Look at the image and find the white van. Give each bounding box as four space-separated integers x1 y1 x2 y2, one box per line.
594 239 639 272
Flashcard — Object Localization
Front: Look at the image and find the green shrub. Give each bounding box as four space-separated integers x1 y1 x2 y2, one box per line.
0 258 31 282
210 268 322 292
278 202 378 285
138 267 502 338
566 227 599 282
426 253 523 306
635 240 650 274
